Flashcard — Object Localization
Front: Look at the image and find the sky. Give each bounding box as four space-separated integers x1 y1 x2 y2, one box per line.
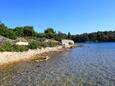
0 0 115 34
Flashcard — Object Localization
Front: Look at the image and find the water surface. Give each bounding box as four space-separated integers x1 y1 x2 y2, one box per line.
0 43 115 86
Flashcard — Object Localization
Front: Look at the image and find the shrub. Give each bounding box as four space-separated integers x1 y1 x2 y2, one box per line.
0 42 14 51
28 41 39 49
41 42 49 48
0 42 29 52
40 41 58 47
48 42 58 47
14 45 29 52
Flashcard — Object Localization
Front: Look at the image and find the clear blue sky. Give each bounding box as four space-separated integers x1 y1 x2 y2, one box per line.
0 0 115 34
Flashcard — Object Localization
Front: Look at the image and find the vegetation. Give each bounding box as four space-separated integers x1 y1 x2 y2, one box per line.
28 41 40 49
2 21 115 51
0 23 17 39
14 26 36 37
0 22 71 51
0 42 15 51
0 40 59 52
55 32 68 41
0 43 28 52
1 21 115 43
71 31 115 42
0 22 70 40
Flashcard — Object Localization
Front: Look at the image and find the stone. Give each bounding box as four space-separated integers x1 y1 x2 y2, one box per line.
61 39 74 48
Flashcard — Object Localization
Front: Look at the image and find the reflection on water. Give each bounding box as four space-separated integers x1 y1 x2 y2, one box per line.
0 43 115 86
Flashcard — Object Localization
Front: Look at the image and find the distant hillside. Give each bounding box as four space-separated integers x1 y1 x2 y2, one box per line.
71 31 115 42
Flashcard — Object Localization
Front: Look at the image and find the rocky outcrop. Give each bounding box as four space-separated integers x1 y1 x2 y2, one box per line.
61 39 74 48
16 42 29 46
0 46 63 65
15 37 29 46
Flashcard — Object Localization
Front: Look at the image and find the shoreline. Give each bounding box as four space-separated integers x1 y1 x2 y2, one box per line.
0 45 73 66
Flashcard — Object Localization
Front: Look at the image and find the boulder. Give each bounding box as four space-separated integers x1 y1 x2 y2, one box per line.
61 39 74 48
16 42 29 46
15 37 29 46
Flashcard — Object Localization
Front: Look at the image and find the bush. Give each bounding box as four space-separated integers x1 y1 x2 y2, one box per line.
14 45 29 52
0 42 29 52
40 42 49 48
0 42 14 51
0 39 59 52
5 29 17 39
40 41 58 47
48 42 58 47
28 41 39 49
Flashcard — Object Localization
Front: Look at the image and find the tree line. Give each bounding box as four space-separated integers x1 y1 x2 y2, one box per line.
1 22 115 43
71 31 115 42
0 22 72 51
0 22 71 41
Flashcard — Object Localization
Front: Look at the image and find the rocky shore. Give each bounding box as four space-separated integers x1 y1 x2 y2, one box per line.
0 46 70 66
0 38 79 66
0 46 64 65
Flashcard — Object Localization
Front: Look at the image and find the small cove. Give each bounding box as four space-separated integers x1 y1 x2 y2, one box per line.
0 42 115 86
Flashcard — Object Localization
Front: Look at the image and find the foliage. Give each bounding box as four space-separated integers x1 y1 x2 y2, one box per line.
0 22 69 40
71 31 115 42
0 42 28 52
36 33 46 38
55 32 67 41
28 41 39 49
0 42 14 51
0 22 68 52
48 41 58 47
0 23 17 39
44 28 56 39
40 41 58 47
6 29 17 39
14 45 29 52
14 26 36 37
67 32 71 39
44 28 56 34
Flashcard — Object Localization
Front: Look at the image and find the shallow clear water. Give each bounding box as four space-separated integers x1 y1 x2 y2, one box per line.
0 43 115 86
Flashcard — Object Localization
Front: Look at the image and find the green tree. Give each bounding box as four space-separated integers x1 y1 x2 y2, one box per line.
0 22 7 36
14 26 36 37
36 33 46 38
23 26 35 36
0 23 17 39
14 27 24 37
67 32 71 39
6 29 17 39
55 32 67 41
44 28 56 38
44 28 56 34
71 31 115 42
